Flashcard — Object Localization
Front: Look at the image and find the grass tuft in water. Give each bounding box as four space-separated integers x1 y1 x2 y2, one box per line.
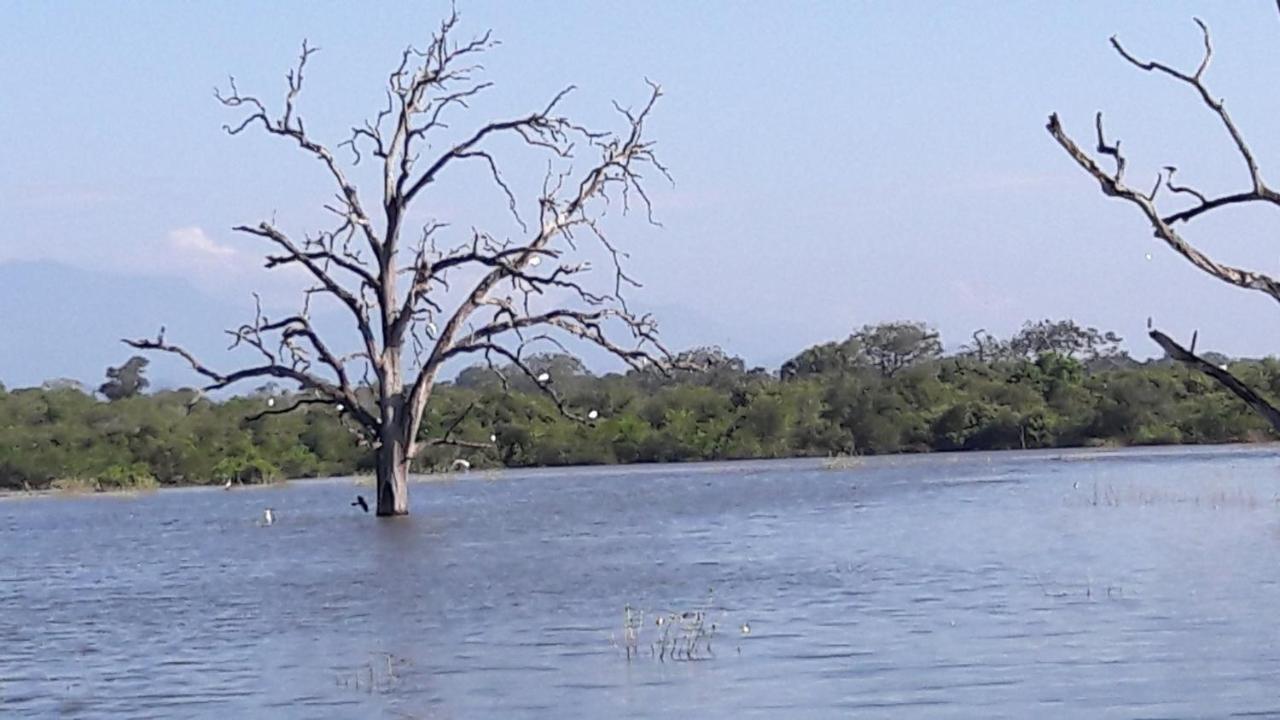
618 588 725 662
1074 481 1270 509
334 652 411 695
821 455 862 471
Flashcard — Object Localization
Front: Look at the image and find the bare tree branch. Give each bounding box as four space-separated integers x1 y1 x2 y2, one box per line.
1150 328 1280 431
420 401 494 449
1046 114 1280 303
1049 12 1280 438
1095 19 1280 226
399 82 671 451
244 396 333 422
1110 20 1265 191
443 341 588 424
235 221 381 363
138 11 668 516
123 329 379 434
216 42 383 260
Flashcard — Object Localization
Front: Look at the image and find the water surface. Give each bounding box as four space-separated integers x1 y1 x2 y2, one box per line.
4 446 1280 718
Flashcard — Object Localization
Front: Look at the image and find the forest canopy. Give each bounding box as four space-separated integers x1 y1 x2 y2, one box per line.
2 319 1275 491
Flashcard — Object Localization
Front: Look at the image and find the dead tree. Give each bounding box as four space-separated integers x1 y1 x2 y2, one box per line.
1046 9 1280 431
128 11 673 516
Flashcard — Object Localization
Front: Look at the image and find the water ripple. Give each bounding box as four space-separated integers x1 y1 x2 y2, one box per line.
3 450 1280 717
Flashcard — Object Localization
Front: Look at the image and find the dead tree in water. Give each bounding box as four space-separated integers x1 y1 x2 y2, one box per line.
1046 9 1280 430
129 10 674 516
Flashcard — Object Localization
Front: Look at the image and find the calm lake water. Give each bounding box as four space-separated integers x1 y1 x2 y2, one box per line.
4 446 1280 718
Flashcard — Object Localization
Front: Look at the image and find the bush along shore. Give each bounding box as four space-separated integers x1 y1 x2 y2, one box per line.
3 320 1277 492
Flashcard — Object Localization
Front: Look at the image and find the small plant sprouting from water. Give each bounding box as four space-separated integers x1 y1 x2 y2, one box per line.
655 607 717 661
1034 572 1124 601
821 455 862 471
335 652 411 694
618 589 726 662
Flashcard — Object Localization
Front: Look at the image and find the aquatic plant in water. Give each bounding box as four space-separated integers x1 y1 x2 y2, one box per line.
619 589 726 661
335 652 411 695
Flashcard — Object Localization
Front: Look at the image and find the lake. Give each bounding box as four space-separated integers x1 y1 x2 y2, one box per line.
3 446 1280 718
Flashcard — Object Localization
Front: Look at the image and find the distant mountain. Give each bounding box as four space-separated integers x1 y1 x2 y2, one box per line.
0 260 774 391
0 261 254 390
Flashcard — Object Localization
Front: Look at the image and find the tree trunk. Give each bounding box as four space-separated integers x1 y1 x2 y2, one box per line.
375 433 410 516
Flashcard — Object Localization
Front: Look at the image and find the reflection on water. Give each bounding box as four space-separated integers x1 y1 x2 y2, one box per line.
4 446 1280 718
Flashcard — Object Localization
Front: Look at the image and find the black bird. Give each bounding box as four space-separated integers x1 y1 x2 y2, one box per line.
352 495 369 513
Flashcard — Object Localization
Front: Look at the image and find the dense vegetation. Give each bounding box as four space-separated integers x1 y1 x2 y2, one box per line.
3 319 1278 491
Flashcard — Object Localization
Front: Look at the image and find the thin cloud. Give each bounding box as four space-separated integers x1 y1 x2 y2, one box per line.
139 227 309 307
168 226 236 260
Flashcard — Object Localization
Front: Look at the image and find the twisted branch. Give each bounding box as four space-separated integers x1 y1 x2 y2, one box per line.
1048 10 1280 432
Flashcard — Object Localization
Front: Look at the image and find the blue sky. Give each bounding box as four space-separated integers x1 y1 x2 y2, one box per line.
5 1 1280 389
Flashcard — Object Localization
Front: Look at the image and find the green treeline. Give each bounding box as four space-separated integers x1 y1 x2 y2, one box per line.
3 319 1278 491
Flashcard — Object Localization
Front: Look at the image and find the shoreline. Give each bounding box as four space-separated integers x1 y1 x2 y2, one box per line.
5 440 1280 501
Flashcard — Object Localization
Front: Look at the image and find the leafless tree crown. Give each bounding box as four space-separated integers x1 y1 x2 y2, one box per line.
1047 6 1280 426
129 10 674 455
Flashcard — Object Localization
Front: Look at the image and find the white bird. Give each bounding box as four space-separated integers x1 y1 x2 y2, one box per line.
529 256 542 267
426 322 438 337
587 410 599 420
451 458 471 472
336 403 345 412
536 372 551 383
740 623 751 635
262 508 275 526
489 433 497 443
266 397 276 408
223 478 233 490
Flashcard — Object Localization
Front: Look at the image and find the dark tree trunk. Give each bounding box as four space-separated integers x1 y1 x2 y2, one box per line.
376 434 410 516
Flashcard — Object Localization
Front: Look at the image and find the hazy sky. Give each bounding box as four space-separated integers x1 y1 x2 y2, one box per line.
5 1 1280 388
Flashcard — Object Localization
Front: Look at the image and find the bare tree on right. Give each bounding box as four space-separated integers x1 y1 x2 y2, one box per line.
1047 7 1280 430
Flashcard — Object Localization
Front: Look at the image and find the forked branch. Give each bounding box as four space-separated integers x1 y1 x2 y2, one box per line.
1046 113 1280 303
398 81 673 449
124 329 379 434
1048 10 1280 433
136 9 671 491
